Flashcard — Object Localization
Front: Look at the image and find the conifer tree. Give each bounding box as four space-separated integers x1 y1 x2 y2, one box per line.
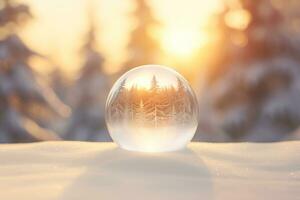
123 0 161 71
199 0 300 141
175 78 189 119
150 75 159 94
0 0 68 142
65 7 110 141
144 76 159 126
156 87 171 124
50 67 70 102
135 99 147 125
110 78 128 120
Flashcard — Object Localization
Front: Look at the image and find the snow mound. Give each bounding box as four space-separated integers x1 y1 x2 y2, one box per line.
0 141 299 200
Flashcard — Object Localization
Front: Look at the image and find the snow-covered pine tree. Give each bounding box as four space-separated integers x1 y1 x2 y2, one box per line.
164 85 177 124
135 99 147 125
198 0 300 142
64 8 110 141
0 0 69 142
109 78 128 121
122 0 161 71
155 87 171 125
144 76 160 127
149 75 159 94
174 78 191 124
127 85 139 121
50 67 70 103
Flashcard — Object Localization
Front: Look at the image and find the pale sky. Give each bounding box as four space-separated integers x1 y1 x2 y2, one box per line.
19 0 221 76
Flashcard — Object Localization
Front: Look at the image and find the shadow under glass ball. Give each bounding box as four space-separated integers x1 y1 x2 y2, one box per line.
105 65 198 152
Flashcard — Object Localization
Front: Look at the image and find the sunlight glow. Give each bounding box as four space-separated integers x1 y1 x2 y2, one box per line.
20 0 221 75
132 76 152 89
124 66 179 90
127 74 175 89
225 9 252 30
162 28 203 57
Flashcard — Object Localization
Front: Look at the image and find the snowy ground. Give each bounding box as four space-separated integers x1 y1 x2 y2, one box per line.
0 142 299 200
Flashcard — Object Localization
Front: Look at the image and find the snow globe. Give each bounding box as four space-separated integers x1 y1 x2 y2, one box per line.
105 65 198 152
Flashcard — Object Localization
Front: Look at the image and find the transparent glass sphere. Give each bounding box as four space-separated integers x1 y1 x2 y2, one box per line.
105 65 198 152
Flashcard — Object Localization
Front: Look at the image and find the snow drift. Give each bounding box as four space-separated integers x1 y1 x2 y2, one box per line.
0 141 299 200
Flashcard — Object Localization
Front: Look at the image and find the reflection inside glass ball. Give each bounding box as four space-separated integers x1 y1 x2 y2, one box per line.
105 65 198 152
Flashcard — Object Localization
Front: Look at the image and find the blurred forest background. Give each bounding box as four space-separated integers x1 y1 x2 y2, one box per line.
1 0 300 143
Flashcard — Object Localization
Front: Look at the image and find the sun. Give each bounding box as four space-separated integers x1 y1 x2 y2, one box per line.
161 28 203 57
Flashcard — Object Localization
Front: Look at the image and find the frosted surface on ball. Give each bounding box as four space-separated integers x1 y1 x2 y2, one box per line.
105 65 198 152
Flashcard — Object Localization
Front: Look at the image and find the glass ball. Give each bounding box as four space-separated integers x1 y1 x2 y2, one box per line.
105 65 198 152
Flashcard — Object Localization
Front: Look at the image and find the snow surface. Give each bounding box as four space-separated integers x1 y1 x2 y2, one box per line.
0 141 299 200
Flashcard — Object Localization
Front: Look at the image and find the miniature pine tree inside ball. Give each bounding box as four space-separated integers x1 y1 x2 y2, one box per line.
105 65 198 152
